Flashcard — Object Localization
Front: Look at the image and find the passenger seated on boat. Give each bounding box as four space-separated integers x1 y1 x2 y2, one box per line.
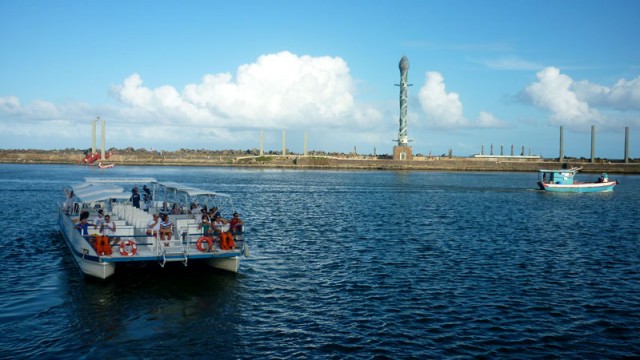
159 202 170 215
211 207 221 219
199 210 212 235
92 209 105 230
212 215 234 249
75 217 90 237
159 214 173 242
146 213 160 236
76 210 90 223
212 215 227 235
229 212 244 235
171 203 182 215
100 215 119 246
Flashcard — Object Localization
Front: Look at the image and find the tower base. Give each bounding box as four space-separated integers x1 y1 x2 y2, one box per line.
393 146 413 161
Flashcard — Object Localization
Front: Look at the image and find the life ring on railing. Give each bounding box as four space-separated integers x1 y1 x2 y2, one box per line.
196 236 213 252
119 240 137 256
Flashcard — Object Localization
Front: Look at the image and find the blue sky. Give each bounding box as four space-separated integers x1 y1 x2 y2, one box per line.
1 0 639 158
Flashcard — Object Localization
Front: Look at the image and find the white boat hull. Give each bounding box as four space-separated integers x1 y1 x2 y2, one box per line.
538 180 617 193
58 178 248 279
58 208 115 279
207 257 240 273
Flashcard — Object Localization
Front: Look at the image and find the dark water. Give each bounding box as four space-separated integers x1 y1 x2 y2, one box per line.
0 164 639 359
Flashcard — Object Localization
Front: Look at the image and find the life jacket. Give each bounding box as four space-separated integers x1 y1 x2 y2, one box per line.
219 232 235 250
94 236 112 256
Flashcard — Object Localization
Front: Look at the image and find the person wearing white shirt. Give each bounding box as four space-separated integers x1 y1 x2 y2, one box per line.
93 209 105 230
146 213 161 236
190 203 202 223
100 215 118 245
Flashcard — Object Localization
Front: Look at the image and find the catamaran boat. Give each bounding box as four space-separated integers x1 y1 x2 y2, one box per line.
537 167 618 193
58 177 249 279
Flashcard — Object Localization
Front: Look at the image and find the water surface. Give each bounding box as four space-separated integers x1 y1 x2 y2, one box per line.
0 164 638 358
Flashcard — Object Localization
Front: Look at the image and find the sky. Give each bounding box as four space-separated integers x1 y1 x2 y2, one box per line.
1 0 639 159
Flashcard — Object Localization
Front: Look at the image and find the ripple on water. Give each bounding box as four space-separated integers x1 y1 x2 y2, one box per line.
1 166 640 358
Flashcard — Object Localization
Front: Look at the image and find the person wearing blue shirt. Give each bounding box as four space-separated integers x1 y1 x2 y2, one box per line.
75 217 90 236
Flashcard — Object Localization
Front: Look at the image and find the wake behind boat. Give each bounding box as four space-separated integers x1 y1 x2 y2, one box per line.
58 177 249 279
537 167 618 193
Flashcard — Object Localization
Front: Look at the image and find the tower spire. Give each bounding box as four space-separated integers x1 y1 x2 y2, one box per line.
392 56 413 161
397 56 410 147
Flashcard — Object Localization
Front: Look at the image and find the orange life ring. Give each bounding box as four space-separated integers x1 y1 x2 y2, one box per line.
196 236 213 252
119 240 137 256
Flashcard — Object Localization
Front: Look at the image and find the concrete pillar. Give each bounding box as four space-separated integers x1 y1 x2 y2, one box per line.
304 131 308 157
481 145 484 155
510 144 514 156
559 126 564 162
490 144 494 156
282 129 286 156
625 127 629 163
590 125 596 163
260 130 264 156
92 118 97 155
500 144 503 156
100 118 105 160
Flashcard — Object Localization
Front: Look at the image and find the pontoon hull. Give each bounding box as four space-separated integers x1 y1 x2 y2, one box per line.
58 208 115 279
207 257 240 273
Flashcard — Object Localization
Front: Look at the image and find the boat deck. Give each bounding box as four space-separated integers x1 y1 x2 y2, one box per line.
67 202 244 265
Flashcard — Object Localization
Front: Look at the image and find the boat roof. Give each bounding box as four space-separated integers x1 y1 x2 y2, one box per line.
70 177 230 202
70 183 128 202
538 168 579 173
157 181 230 198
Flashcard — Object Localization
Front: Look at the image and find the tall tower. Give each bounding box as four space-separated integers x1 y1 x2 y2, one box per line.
397 56 409 147
393 56 413 160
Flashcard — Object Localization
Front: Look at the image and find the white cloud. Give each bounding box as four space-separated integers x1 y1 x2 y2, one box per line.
112 51 380 129
0 51 385 150
523 67 640 132
417 71 505 129
573 76 640 111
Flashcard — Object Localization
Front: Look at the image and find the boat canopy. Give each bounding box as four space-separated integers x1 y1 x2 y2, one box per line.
77 191 131 203
538 169 578 174
68 177 232 209
72 183 124 198
68 182 127 202
157 181 230 198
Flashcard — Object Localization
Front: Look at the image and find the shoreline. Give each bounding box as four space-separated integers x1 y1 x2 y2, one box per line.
1 149 639 173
